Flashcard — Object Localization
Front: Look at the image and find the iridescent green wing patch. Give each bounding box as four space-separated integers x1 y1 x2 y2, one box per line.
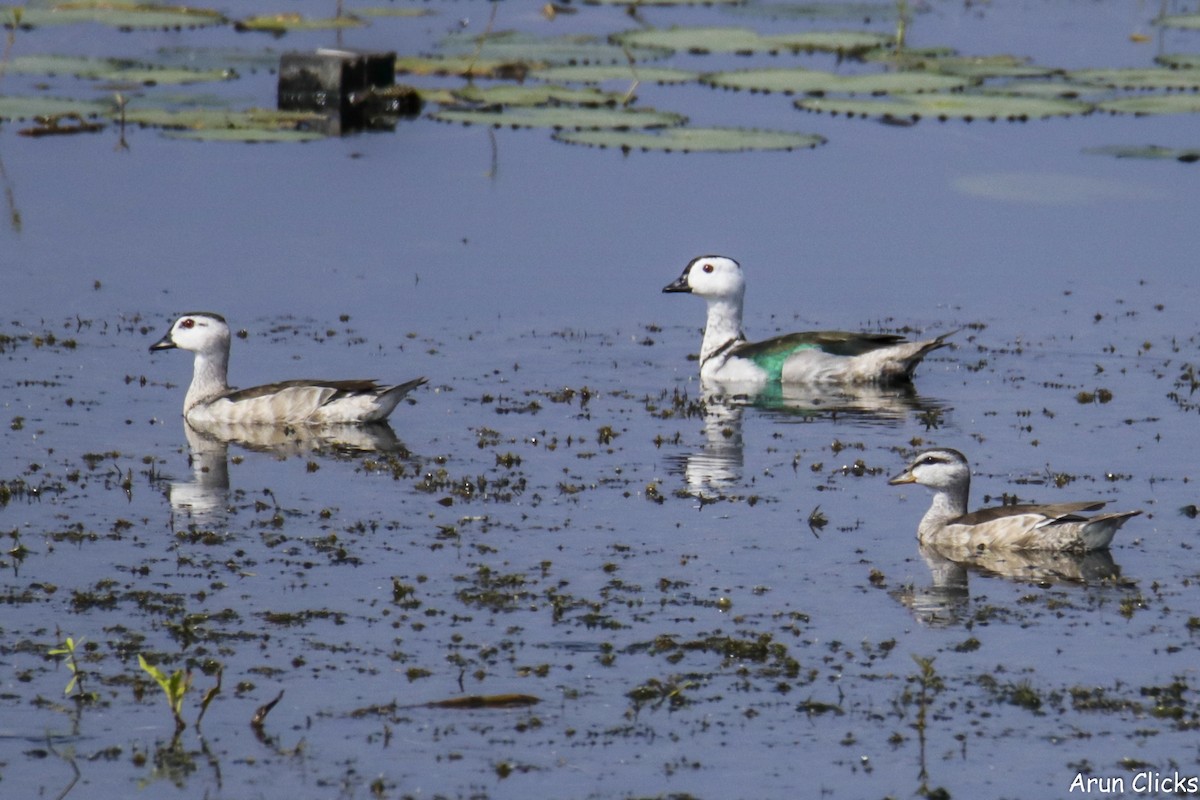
731 331 906 377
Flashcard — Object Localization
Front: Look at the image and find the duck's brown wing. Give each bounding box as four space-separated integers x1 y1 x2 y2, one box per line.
953 501 1107 527
220 378 384 404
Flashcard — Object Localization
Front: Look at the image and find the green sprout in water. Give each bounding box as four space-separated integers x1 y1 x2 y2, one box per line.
48 635 93 701
907 655 949 799
139 654 192 734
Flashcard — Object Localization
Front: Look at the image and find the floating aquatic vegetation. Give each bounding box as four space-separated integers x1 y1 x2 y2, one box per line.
1156 53 1200 70
431 105 686 130
164 127 326 142
612 26 891 56
1067 67 1200 91
609 25 768 56
395 55 545 80
796 91 1092 121
357 7 434 19
553 125 825 152
455 564 535 611
18 112 103 136
4 54 236 85
0 95 110 120
530 64 698 85
1155 13 1200 30
3 1 224 29
626 675 696 710
1097 94 1200 116
234 13 365 34
868 51 1056 80
424 693 540 709
448 84 627 108
440 30 672 65
121 106 322 128
120 106 328 141
701 67 972 95
980 80 1089 99
726 1 900 22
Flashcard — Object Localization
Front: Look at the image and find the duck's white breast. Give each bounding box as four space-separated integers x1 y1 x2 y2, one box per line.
703 356 769 384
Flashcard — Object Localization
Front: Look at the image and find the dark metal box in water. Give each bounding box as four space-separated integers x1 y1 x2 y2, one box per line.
278 49 419 134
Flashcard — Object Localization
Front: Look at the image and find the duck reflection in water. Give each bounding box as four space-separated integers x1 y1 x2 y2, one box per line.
664 392 745 500
167 420 409 523
665 381 946 501
733 379 944 423
895 542 1124 628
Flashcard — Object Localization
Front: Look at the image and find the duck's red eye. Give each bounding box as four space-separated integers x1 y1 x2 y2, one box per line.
702 263 714 273
180 318 195 329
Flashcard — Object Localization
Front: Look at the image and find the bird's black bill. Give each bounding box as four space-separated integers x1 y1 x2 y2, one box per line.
662 274 691 294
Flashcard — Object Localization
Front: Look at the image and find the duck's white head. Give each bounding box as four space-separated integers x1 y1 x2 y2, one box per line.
662 256 745 301
888 448 971 493
150 312 231 356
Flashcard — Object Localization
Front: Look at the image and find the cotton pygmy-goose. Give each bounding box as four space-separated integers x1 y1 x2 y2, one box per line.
888 448 1140 552
663 255 949 385
150 312 426 426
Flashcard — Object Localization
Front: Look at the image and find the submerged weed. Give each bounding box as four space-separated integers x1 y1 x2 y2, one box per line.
455 565 534 612
627 675 695 711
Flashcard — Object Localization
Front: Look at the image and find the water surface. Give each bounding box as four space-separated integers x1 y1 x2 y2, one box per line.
2 2 1199 799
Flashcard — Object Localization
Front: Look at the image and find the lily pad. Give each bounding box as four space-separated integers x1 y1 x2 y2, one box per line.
120 106 327 132
552 126 825 152
431 105 686 130
530 64 697 85
1096 94 1200 116
862 45 956 63
795 91 1091 121
701 67 971 95
357 7 434 18
767 30 892 55
2 2 225 29
872 52 1055 80
17 113 104 136
234 14 366 33
0 95 110 120
395 55 543 80
1067 67 1200 91
981 80 1089 99
5 54 235 85
615 26 764 54
441 31 671 65
450 84 625 108
1083 144 1200 163
613 26 890 56
164 128 325 142
1155 13 1200 30
1156 53 1200 70
727 2 900 22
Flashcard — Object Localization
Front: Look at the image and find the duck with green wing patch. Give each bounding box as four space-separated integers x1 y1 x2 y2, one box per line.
663 256 949 386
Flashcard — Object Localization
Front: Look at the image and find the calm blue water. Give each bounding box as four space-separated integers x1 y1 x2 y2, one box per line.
2 2 1199 799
